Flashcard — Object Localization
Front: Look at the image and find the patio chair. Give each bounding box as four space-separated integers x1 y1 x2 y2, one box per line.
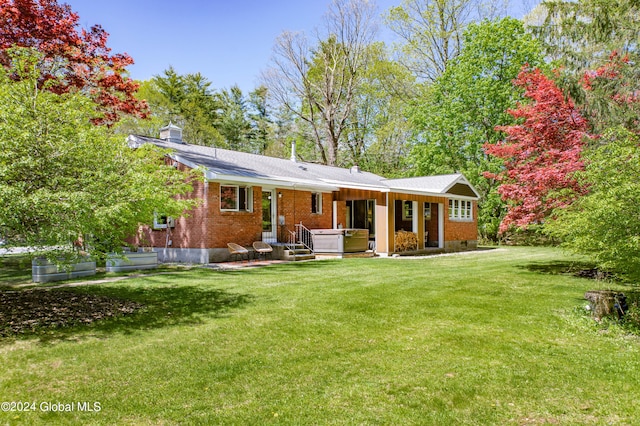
252 241 273 260
227 243 250 262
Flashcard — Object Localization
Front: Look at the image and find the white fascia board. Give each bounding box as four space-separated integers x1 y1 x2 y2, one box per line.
206 173 339 192
386 188 446 198
319 180 390 192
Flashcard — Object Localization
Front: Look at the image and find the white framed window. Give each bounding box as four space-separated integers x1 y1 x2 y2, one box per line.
311 192 322 214
153 213 174 229
402 200 413 220
448 199 473 221
220 185 253 212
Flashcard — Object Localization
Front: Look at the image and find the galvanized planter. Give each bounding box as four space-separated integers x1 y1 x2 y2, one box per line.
106 251 158 273
31 257 96 283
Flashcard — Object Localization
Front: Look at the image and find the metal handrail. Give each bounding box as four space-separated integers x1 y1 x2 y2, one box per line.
295 222 314 251
286 229 297 251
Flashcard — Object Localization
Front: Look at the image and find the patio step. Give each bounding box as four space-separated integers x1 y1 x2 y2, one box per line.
284 245 315 261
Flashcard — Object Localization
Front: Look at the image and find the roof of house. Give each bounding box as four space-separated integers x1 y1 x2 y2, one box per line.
383 175 480 198
127 134 480 199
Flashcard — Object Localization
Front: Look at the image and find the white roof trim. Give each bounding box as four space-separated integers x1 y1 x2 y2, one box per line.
319 179 390 192
206 173 340 191
386 189 450 198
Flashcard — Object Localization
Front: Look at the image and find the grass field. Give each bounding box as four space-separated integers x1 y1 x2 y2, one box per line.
1 246 639 425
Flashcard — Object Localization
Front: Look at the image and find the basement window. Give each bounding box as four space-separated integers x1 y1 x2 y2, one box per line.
221 185 253 212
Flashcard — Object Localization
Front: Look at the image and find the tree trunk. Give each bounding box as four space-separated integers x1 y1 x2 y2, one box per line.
584 290 625 320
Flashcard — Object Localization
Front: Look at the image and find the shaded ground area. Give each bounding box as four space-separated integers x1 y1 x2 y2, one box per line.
0 289 142 337
0 277 253 340
520 259 615 280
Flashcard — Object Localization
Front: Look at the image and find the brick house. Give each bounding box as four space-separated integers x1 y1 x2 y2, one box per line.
127 124 480 263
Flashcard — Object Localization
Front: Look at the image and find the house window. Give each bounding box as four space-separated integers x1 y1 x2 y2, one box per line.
220 185 253 212
448 199 473 221
311 192 322 214
402 200 413 220
153 213 174 229
153 213 168 229
465 201 473 219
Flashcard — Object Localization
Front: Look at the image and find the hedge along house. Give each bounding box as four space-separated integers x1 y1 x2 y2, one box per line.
127 124 480 263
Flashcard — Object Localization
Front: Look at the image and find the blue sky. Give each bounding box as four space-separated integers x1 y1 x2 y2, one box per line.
65 0 536 94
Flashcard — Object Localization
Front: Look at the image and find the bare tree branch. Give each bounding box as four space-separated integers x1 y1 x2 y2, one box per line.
262 0 378 165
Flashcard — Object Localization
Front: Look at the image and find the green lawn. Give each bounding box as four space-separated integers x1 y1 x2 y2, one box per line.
1 247 639 425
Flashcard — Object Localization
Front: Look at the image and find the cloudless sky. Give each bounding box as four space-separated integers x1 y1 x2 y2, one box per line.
65 0 537 94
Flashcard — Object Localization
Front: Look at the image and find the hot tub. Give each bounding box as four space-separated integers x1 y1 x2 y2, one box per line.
310 229 369 253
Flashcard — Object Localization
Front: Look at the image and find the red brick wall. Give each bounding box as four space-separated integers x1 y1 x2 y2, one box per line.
444 200 478 241
133 163 209 250
276 188 332 239
207 182 263 247
142 180 335 248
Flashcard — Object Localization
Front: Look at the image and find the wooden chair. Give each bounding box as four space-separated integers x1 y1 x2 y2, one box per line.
227 243 250 262
252 241 273 260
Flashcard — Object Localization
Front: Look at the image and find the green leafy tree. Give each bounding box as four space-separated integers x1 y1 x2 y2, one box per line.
516 2 640 278
114 79 168 138
121 67 224 146
218 85 254 152
409 17 545 240
343 42 415 175
268 104 298 159
0 48 197 260
545 127 640 281
247 86 273 154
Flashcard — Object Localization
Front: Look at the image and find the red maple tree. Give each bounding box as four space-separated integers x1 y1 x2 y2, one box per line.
483 67 591 233
0 0 148 124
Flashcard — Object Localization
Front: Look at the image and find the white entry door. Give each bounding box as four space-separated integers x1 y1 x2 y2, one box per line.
262 190 277 242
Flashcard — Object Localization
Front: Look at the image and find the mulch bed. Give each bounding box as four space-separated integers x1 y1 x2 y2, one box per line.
0 289 143 337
